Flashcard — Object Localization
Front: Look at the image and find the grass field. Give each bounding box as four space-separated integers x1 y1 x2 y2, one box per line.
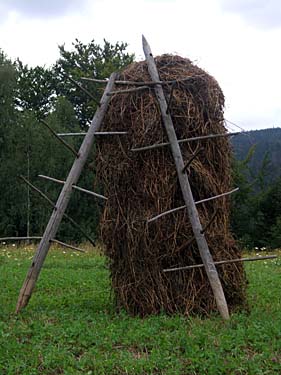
0 244 280 375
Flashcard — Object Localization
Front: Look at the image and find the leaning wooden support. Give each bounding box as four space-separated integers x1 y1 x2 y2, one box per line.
19 176 96 246
16 73 117 314
148 188 239 223
38 174 107 200
131 132 241 152
163 255 278 273
40 119 79 158
143 35 229 320
0 237 85 253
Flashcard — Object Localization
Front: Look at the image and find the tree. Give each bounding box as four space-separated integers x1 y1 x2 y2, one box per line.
15 61 57 118
14 39 134 127
258 177 281 248
231 146 256 246
0 50 17 155
0 39 134 242
54 39 134 129
231 145 271 248
0 50 21 235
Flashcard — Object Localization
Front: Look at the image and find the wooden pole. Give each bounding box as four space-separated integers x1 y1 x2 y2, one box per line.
40 119 80 158
107 86 150 95
65 74 100 106
57 131 128 137
142 36 230 320
163 255 278 273
0 237 85 253
15 72 117 313
131 132 241 152
80 76 205 86
19 176 96 246
38 174 108 200
195 188 239 205
148 188 239 223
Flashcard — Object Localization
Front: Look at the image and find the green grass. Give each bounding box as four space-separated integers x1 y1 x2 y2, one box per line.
0 244 281 375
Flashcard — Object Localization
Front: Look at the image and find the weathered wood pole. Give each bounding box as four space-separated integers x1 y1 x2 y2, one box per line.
15 72 117 313
142 36 230 320
163 255 277 273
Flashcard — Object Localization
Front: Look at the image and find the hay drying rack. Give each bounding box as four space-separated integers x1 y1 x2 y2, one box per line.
4 36 276 319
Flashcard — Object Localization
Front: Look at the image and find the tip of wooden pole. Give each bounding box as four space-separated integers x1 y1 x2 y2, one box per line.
142 34 147 46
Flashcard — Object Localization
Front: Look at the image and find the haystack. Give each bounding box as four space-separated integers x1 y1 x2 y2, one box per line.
96 55 247 316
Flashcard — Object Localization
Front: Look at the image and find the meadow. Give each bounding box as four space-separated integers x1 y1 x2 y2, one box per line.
0 244 280 374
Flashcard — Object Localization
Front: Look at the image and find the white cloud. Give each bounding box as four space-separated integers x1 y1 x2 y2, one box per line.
219 0 281 29
0 0 280 130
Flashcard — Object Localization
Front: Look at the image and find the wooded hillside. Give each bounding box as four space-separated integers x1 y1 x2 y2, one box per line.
231 128 281 185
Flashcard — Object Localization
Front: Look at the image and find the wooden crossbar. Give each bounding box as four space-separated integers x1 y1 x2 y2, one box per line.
38 174 107 200
57 131 128 137
163 255 278 273
81 76 205 86
107 86 150 95
131 132 241 152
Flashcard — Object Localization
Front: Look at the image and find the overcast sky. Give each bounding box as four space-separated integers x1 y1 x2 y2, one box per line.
0 0 280 131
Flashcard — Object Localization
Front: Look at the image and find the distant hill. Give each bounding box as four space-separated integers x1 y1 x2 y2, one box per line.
231 127 281 185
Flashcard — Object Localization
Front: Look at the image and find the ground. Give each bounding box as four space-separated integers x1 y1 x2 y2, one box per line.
0 244 280 374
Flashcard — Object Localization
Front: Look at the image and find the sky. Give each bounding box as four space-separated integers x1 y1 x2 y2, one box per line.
0 0 280 131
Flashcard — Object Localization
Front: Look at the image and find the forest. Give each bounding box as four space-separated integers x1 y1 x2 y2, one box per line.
1 39 281 249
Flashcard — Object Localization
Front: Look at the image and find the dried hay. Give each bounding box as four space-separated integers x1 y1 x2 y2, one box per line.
96 55 247 317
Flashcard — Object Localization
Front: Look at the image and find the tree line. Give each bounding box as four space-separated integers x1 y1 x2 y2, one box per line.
0 39 280 248
0 40 133 243
231 144 281 249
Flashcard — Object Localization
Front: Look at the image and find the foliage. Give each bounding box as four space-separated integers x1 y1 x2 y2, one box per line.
231 128 281 187
231 146 266 248
0 50 17 155
258 177 281 248
15 61 57 118
231 143 281 249
54 39 134 129
0 245 281 375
